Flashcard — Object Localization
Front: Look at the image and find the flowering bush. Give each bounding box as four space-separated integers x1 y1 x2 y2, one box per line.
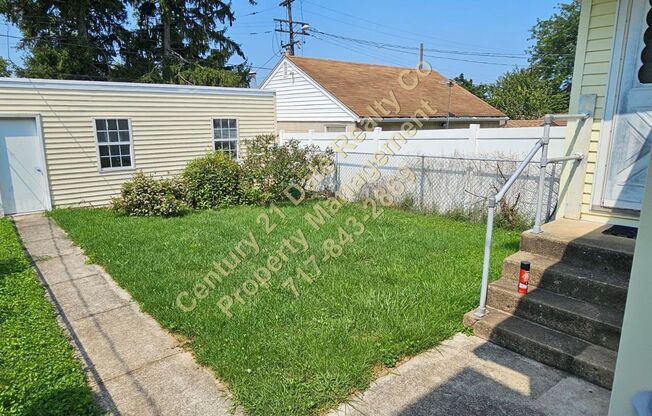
239 134 333 204
111 171 187 217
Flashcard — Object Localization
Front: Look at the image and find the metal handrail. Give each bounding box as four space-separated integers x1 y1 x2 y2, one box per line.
474 112 590 318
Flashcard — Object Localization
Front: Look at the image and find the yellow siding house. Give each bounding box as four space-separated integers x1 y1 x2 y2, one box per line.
561 1 651 414
560 0 651 227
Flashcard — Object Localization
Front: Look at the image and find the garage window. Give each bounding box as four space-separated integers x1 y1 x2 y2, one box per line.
95 118 134 170
213 118 239 158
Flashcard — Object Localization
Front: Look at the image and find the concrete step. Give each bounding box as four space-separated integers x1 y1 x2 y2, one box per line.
502 251 629 311
464 307 616 389
519 221 635 274
487 278 623 350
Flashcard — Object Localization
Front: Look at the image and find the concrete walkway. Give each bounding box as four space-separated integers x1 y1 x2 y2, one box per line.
328 333 610 416
14 214 243 416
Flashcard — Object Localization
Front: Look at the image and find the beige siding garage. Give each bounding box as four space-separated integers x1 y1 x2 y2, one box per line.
0 78 276 209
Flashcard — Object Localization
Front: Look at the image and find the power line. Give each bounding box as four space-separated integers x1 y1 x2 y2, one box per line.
241 5 281 17
307 30 576 70
301 1 575 61
309 34 406 67
301 0 528 55
254 51 282 71
312 30 571 60
308 31 522 68
229 30 274 36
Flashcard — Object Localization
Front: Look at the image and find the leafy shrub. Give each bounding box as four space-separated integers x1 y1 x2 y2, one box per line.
112 171 187 217
239 134 334 204
182 151 241 209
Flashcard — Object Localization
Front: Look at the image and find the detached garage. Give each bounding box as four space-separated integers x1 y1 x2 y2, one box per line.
0 78 276 216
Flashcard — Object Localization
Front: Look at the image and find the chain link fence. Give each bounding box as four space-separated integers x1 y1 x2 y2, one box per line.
316 151 562 224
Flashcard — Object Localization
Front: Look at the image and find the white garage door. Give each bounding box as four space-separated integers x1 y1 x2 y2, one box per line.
0 118 50 215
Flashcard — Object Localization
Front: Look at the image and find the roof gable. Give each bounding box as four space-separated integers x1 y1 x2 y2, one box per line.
286 56 506 119
260 58 358 122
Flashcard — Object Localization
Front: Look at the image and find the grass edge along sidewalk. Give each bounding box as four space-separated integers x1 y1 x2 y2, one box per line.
50 202 520 415
0 218 100 415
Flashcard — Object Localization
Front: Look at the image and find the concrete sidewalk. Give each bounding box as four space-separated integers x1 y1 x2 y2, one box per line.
327 333 610 416
14 214 243 416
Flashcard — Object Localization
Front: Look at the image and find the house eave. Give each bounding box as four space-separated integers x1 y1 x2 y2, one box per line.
0 77 275 97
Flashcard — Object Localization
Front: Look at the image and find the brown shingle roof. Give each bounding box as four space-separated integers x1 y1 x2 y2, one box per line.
287 56 506 119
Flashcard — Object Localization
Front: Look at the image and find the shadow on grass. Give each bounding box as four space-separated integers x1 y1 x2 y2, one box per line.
19 386 99 416
0 258 30 276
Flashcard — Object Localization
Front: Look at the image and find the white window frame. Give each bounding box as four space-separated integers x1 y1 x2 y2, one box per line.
93 117 136 172
212 118 240 159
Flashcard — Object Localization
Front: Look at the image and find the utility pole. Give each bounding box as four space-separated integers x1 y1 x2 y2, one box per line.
285 0 295 55
419 42 424 70
275 0 309 55
446 80 454 129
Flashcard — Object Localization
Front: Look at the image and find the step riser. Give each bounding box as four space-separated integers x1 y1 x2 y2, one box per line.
502 260 628 311
487 286 622 350
472 319 613 389
520 234 633 274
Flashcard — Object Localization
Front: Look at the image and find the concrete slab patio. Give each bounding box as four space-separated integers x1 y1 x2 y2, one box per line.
328 333 610 416
13 213 243 416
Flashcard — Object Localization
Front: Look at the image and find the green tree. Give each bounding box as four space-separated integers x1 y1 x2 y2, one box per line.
112 0 254 87
0 57 10 77
528 0 581 93
487 68 569 119
0 0 127 80
453 73 489 100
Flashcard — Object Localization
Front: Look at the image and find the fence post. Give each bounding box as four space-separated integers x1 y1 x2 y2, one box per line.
308 129 315 146
419 155 426 210
334 151 340 193
278 130 285 145
374 127 382 150
469 123 480 154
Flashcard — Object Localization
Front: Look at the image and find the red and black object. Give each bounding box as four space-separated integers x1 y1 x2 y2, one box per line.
517 261 531 294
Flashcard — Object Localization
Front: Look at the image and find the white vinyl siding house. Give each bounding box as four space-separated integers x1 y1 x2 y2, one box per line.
261 59 358 132
0 78 276 214
261 56 507 133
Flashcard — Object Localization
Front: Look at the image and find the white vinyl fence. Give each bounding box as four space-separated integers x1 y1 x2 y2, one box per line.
281 125 570 222
279 124 567 158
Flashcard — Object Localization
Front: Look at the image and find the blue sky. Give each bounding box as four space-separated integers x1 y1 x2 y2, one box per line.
1 1 565 85
229 0 565 85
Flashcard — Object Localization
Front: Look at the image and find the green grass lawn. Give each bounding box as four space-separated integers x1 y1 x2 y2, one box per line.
0 219 99 415
50 201 520 415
